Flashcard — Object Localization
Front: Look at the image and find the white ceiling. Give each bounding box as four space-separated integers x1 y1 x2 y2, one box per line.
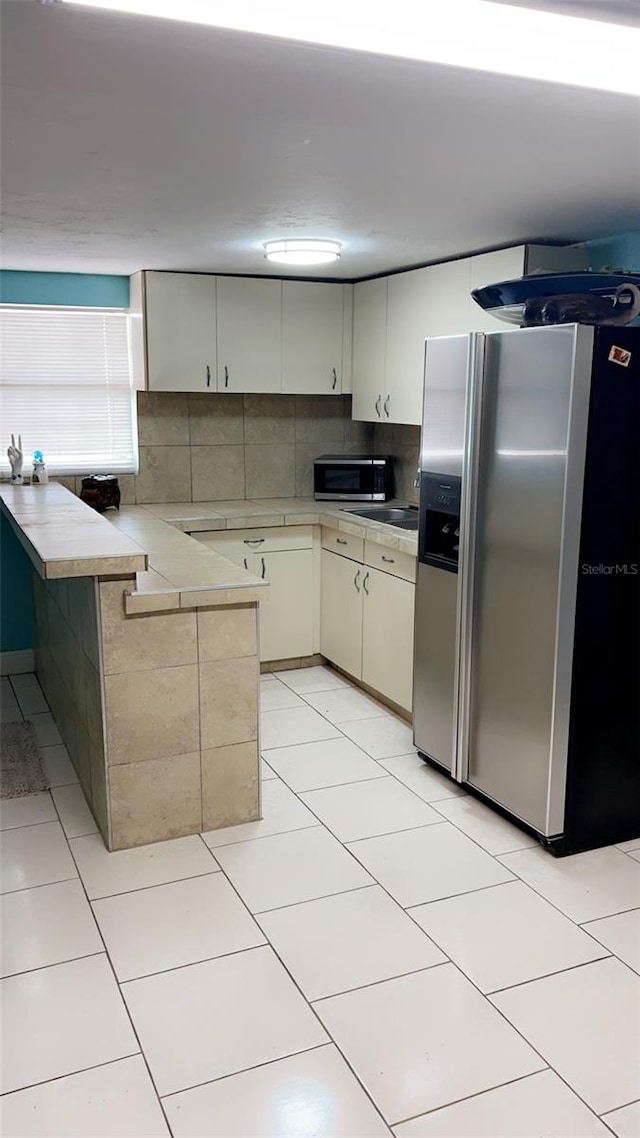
1 0 639 279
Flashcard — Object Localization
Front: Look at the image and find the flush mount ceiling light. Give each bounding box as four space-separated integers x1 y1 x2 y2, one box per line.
45 0 640 97
263 239 342 266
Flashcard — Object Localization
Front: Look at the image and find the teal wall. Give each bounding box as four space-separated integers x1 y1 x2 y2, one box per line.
0 522 34 652
0 272 129 655
0 271 129 307
585 230 640 272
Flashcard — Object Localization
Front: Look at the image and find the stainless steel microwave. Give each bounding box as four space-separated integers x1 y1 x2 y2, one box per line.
313 455 393 501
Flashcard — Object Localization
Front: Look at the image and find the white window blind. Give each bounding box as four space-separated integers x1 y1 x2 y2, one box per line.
0 305 138 475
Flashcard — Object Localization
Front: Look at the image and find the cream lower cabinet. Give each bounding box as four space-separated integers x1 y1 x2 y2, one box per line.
250 549 314 661
320 549 364 679
193 527 315 662
320 543 416 712
362 566 415 712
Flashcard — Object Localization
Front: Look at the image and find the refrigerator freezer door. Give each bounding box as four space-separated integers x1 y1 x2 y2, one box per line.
466 324 593 836
420 334 471 479
413 562 458 770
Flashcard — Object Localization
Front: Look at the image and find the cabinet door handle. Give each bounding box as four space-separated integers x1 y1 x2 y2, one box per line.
384 395 390 418
206 365 211 388
224 366 229 388
363 571 370 595
336 538 348 545
244 538 265 546
243 557 248 570
375 395 382 418
261 556 266 579
381 555 395 563
354 570 361 592
331 368 337 390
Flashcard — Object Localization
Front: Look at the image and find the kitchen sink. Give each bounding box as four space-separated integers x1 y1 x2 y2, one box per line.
341 506 419 530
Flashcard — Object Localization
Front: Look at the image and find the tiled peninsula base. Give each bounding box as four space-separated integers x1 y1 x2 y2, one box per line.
32 572 260 850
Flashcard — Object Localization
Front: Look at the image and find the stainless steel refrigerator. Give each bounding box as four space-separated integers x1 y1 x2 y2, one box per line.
413 322 639 854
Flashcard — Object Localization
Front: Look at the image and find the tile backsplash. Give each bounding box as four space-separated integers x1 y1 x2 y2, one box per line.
55 392 422 505
374 422 421 504
61 392 374 504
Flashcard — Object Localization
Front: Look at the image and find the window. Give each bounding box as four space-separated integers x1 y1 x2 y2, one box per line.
0 305 138 475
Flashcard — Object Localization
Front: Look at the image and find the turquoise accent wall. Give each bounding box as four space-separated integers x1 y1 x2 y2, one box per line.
586 231 640 273
0 271 129 655
0 520 34 652
0 270 129 307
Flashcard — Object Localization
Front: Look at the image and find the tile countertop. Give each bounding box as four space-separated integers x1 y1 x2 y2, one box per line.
142 498 420 556
1 484 416 617
113 498 418 615
0 483 147 580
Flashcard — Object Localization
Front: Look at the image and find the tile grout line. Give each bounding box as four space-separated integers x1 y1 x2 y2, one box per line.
4 674 639 1128
44 775 177 1138
0 1052 143 1103
484 953 614 997
307 959 450 1005
158 1041 333 1106
117 940 269 988
259 685 640 1126
250 881 378 917
389 1068 559 1129
197 852 394 1134
319 715 640 930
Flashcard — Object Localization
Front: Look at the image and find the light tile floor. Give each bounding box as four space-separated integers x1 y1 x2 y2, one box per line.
1 667 639 1136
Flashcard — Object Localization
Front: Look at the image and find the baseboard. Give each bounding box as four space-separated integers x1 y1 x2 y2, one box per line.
260 654 323 673
0 648 35 676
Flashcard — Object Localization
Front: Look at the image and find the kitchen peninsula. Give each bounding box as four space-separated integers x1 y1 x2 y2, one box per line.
1 482 421 852
0 482 268 850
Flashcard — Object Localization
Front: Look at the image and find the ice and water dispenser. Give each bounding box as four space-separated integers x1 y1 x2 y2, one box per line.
418 474 461 571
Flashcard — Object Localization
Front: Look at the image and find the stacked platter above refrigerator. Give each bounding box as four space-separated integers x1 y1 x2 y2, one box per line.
471 271 640 327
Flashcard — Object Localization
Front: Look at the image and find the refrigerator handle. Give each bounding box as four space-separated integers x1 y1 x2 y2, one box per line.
452 331 486 784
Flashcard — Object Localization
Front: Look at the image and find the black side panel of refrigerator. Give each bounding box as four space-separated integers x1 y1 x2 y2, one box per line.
563 325 640 853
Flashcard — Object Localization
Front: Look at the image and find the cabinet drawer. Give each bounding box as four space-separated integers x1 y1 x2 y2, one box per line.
365 540 416 583
321 528 364 563
195 526 313 557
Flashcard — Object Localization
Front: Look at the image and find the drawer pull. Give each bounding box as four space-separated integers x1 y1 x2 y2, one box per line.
354 570 361 593
206 365 211 388
332 367 338 390
336 538 348 545
381 555 395 563
261 557 266 579
224 366 229 388
363 571 370 596
243 558 248 570
244 538 265 546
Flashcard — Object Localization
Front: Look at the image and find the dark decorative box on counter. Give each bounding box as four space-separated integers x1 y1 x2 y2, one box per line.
79 475 121 513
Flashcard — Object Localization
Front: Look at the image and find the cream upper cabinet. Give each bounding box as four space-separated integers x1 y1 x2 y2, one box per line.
144 271 216 392
422 259 473 337
468 246 527 332
351 243 585 425
352 277 388 422
383 267 431 426
282 282 345 395
354 261 474 426
362 565 415 712
216 277 282 393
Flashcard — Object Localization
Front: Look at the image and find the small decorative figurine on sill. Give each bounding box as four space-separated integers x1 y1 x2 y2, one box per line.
32 451 49 484
7 434 23 484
